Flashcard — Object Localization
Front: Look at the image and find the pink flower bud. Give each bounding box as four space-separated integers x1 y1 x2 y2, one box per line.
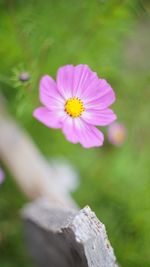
108 122 127 146
19 72 30 82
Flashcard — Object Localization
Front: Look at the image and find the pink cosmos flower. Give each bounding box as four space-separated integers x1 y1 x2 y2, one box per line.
33 64 117 148
108 122 127 146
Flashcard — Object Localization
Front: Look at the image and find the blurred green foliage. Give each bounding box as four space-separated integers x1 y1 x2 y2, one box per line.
0 0 150 267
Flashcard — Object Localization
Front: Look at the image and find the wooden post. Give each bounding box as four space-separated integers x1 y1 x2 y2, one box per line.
0 96 77 209
0 96 119 267
22 200 118 267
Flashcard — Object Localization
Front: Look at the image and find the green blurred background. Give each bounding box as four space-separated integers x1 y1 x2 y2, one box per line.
0 0 150 266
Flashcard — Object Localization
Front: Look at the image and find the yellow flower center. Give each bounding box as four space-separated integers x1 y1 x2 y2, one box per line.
65 97 85 118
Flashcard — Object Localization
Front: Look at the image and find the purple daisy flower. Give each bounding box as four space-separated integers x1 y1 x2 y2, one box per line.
33 64 117 148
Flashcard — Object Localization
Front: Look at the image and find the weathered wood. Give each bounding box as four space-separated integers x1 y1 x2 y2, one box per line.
0 96 77 209
22 199 119 267
0 96 119 267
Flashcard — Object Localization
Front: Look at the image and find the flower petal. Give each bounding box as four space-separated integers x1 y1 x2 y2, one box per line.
56 64 98 99
76 119 104 148
82 108 117 126
33 107 66 129
82 78 115 108
71 65 98 97
84 79 116 109
62 117 79 144
62 118 104 148
56 65 75 99
40 75 64 109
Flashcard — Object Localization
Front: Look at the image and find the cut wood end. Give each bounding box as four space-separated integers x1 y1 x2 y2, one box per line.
22 199 119 267
71 206 118 267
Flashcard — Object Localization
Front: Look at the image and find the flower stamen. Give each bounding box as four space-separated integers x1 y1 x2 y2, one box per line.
65 97 85 118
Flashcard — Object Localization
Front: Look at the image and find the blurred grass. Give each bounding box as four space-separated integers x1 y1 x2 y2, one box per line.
0 0 150 267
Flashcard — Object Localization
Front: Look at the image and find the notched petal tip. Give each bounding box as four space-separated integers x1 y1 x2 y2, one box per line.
39 74 57 91
32 107 43 121
32 107 62 129
81 137 104 149
77 120 104 148
112 112 117 121
39 74 52 87
109 111 117 125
